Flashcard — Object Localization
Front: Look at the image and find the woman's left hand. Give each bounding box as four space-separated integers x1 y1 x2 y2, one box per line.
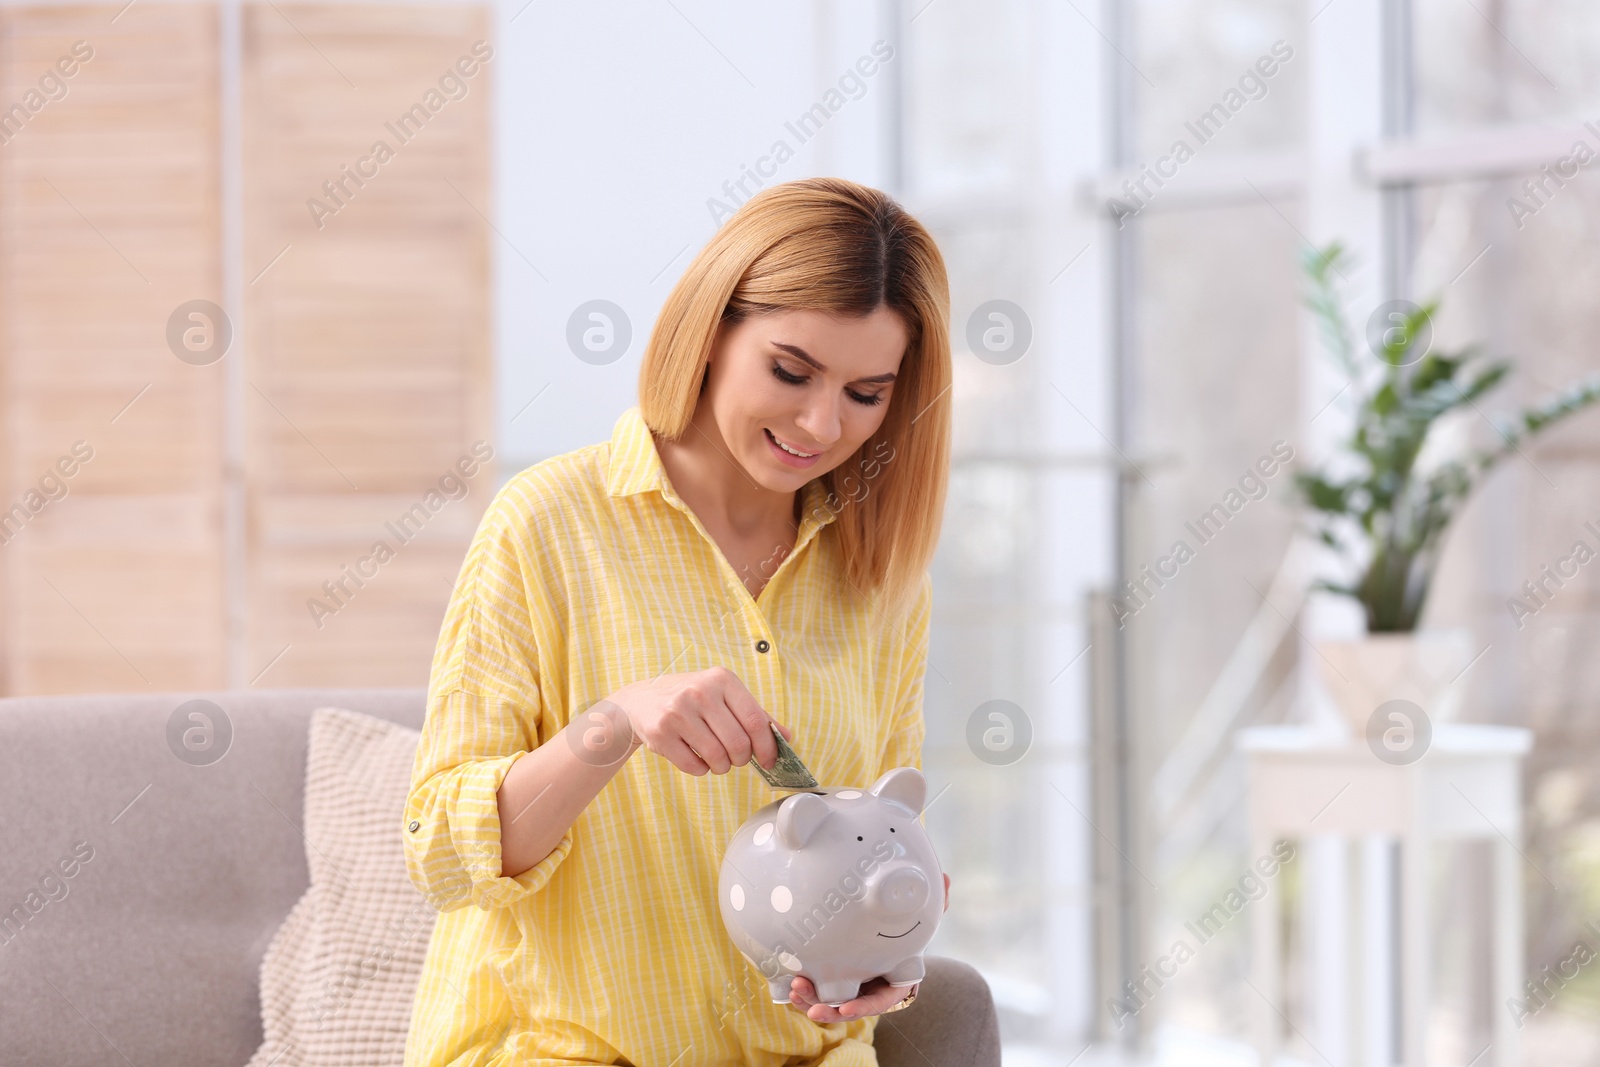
787 873 951 1022
789 975 915 1022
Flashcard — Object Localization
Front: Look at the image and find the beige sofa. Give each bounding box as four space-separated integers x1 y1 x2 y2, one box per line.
0 688 998 1065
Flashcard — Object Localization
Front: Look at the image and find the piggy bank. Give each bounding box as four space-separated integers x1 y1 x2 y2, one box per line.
718 767 943 1007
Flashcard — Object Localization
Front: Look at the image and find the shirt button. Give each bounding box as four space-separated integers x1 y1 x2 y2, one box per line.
408 820 420 832
755 639 770 653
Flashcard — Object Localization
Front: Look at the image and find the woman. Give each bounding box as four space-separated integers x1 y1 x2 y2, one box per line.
403 177 975 1066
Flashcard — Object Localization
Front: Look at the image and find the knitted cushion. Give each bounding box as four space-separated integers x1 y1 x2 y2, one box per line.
247 707 436 1067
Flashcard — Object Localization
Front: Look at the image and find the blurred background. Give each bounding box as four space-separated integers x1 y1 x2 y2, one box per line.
4 0 1600 1063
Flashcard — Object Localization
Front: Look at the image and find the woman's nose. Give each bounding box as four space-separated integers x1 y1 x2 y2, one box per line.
795 398 842 449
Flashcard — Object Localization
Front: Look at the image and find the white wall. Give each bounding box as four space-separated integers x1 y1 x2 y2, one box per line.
491 0 900 474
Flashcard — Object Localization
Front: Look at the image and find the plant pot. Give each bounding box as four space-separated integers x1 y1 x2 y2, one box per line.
1312 627 1475 739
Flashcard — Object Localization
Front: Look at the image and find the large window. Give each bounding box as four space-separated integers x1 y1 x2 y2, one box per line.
1111 0 1600 1062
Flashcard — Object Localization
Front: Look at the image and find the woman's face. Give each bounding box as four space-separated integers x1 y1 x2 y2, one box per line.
701 305 909 493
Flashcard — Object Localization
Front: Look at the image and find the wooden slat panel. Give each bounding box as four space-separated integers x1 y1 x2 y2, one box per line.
243 3 493 687
0 3 225 694
0 3 492 694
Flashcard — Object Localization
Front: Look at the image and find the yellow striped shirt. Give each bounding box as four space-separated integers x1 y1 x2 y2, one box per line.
402 405 933 1067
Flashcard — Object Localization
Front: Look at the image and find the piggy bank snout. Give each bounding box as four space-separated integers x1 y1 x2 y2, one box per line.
868 863 929 915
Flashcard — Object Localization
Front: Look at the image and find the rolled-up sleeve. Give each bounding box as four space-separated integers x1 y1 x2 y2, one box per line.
403 484 574 912
877 572 932 778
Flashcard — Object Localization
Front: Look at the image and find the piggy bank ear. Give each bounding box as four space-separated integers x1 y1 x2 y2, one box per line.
868 768 926 815
776 792 830 849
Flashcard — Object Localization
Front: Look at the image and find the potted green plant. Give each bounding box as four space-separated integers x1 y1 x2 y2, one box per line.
1293 241 1600 732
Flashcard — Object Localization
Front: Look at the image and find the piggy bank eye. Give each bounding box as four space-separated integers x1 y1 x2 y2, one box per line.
856 835 863 841
889 827 896 833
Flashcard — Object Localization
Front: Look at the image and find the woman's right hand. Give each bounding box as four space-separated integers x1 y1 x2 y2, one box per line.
607 667 791 776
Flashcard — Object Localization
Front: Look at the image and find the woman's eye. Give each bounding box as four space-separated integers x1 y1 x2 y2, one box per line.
771 362 884 407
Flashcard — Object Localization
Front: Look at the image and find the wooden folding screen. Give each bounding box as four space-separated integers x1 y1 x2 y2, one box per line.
0 3 493 694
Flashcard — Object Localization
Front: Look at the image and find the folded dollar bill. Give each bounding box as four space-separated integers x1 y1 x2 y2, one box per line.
752 721 819 789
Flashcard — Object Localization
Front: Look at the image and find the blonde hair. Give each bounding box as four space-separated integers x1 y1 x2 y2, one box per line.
638 177 951 619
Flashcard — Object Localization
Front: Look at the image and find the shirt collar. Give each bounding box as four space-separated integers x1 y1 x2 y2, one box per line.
605 405 665 498
605 405 837 531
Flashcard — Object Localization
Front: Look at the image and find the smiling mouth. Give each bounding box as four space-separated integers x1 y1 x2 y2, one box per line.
765 428 820 458
876 921 921 939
